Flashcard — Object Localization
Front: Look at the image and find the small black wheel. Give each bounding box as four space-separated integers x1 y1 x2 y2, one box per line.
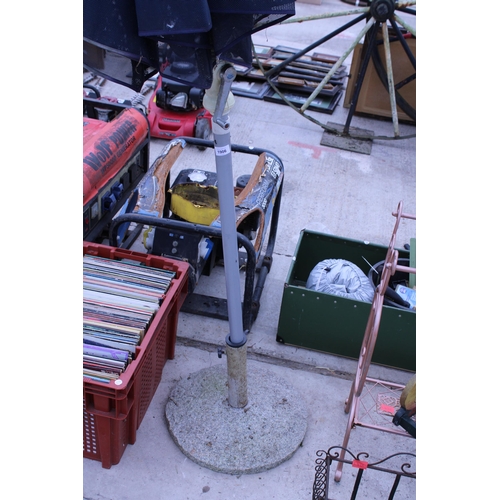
194 118 211 150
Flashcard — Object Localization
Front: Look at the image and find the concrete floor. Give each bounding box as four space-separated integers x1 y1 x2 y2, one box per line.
83 1 416 498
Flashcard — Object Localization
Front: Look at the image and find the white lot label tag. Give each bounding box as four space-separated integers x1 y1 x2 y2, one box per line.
215 145 231 156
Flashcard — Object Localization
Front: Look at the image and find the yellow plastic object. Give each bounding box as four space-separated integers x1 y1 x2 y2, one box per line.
170 183 220 225
400 374 416 415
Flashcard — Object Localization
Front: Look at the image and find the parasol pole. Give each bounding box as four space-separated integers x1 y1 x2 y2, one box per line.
203 62 247 408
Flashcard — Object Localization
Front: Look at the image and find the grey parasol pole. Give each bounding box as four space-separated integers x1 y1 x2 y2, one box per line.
165 63 308 477
203 62 247 408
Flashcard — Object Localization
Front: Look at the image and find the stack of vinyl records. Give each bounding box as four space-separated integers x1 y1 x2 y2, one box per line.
83 255 176 383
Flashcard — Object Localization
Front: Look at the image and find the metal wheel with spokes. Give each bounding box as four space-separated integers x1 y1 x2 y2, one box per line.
254 0 416 142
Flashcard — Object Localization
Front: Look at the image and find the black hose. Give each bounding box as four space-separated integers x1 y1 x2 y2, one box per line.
368 258 413 310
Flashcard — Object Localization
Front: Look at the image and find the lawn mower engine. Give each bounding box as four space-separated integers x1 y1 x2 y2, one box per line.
83 104 150 242
147 75 212 140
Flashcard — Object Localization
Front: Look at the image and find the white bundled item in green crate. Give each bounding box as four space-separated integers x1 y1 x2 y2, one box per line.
306 259 375 303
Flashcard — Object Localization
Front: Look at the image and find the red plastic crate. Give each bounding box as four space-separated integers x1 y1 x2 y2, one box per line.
83 242 189 468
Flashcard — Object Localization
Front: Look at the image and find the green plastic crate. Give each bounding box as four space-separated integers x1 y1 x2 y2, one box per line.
276 230 415 371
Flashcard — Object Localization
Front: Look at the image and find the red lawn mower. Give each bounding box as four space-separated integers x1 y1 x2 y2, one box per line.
147 74 212 141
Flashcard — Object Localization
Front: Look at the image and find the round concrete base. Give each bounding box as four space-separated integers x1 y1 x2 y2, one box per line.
165 364 308 475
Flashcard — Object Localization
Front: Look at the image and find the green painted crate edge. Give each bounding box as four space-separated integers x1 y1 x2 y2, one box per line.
276 230 416 371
